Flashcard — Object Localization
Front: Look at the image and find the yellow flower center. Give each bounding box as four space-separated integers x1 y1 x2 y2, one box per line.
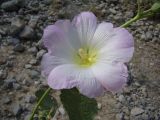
74 48 97 67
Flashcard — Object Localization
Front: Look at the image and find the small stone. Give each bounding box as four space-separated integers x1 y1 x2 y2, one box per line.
115 102 122 109
13 83 21 90
43 0 52 5
141 34 146 40
28 47 38 55
30 70 39 79
10 17 25 36
118 95 125 103
25 95 36 103
7 38 20 45
19 26 35 40
125 11 134 18
36 50 46 59
6 61 13 67
6 60 14 67
36 39 44 49
135 82 141 87
141 113 149 120
116 113 124 120
123 87 131 94
25 64 32 69
109 8 116 14
34 81 40 85
24 114 31 120
58 106 65 115
113 16 121 21
28 16 39 28
94 115 101 120
124 115 129 120
29 59 37 65
146 31 152 40
22 79 31 86
97 103 102 109
1 0 25 11
131 107 144 116
0 28 7 35
0 57 6 65
11 102 22 116
123 107 129 115
2 97 11 104
58 9 68 18
0 70 7 80
140 87 147 97
13 44 25 52
131 94 137 101
4 79 16 89
53 0 64 9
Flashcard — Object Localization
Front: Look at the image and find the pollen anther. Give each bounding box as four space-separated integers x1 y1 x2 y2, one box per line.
76 48 97 67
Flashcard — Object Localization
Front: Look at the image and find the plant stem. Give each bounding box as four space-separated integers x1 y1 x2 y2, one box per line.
47 107 54 119
29 88 51 120
121 0 155 28
120 14 140 28
137 0 141 15
121 0 141 28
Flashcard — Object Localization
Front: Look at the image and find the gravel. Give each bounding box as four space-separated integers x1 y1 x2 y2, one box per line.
19 26 35 40
13 44 25 52
10 17 25 36
1 0 25 11
130 107 145 116
11 102 23 116
7 37 20 45
0 0 160 120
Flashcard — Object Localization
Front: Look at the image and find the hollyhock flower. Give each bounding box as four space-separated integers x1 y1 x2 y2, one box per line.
41 12 134 98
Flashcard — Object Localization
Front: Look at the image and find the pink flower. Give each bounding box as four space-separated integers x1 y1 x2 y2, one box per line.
41 12 134 98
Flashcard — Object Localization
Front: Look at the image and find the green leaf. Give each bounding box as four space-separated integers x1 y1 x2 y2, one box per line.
151 2 160 12
35 88 58 119
60 88 98 120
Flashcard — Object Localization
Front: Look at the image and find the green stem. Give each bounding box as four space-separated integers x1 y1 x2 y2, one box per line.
137 0 141 15
120 14 140 28
47 107 54 119
143 9 152 14
121 0 141 28
121 0 156 28
29 88 51 120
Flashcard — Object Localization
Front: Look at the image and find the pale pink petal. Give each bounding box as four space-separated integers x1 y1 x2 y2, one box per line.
42 25 74 60
47 64 104 98
99 47 134 63
76 68 104 98
92 23 134 62
41 53 69 77
72 12 97 46
55 20 81 49
91 22 114 50
92 62 128 92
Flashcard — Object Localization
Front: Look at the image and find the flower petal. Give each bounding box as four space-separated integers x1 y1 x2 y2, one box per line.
55 20 81 49
92 23 134 62
47 64 104 98
41 53 69 77
92 62 128 92
42 25 74 60
76 68 104 98
91 22 114 50
72 12 97 46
